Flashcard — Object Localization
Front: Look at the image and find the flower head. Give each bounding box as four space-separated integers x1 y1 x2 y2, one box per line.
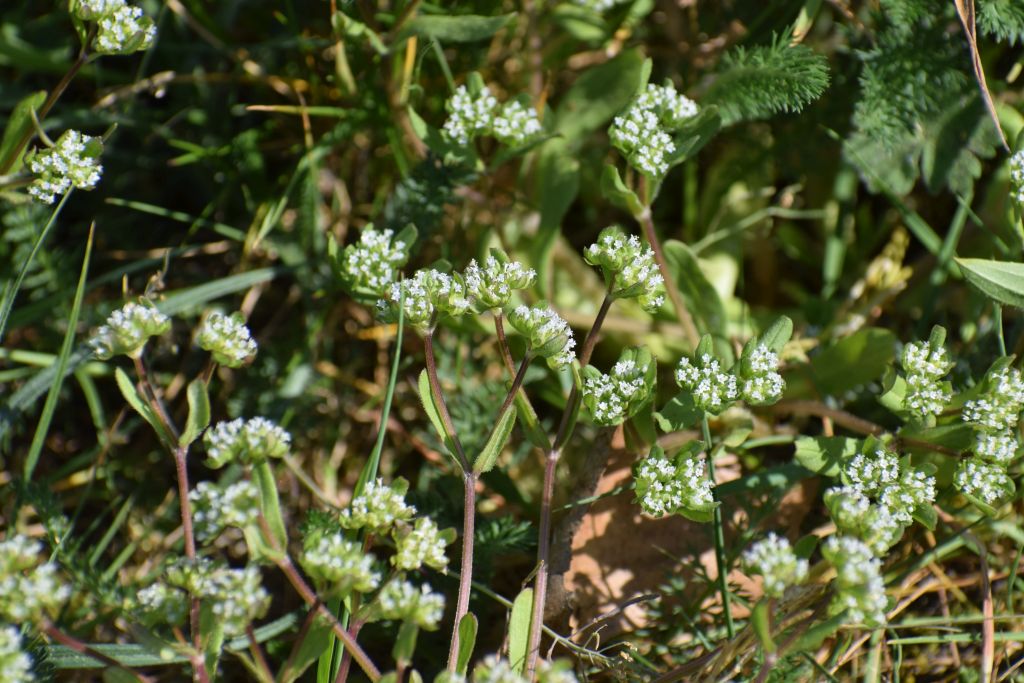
197 565 270 636
900 339 953 418
189 480 260 543
582 347 656 426
675 352 738 414
338 226 411 298
443 85 499 145
507 304 576 369
963 366 1024 432
738 344 785 406
378 268 470 330
94 2 156 54
374 580 445 629
634 449 713 518
975 430 1019 465
609 83 698 178
203 417 291 468
339 479 416 534
136 582 188 628
955 457 1014 507
393 517 452 571
0 626 33 683
73 0 125 20
492 100 543 146
300 533 381 597
27 129 103 204
844 448 901 497
90 301 170 359
822 536 888 626
0 535 71 624
584 227 665 312
195 312 257 367
742 533 808 598
463 251 536 312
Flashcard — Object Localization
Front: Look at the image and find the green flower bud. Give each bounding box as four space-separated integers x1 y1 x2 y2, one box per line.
506 304 575 369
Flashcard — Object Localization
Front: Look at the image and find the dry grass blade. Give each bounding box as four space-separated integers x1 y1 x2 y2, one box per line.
953 0 1009 151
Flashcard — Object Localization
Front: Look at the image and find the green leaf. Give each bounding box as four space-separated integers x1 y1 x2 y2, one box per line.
253 460 288 553
515 387 550 451
793 436 859 477
399 13 514 43
114 367 174 446
392 621 419 665
534 142 580 295
663 240 727 337
279 617 333 683
507 588 533 674
417 369 462 469
665 106 722 166
455 613 478 675
600 164 643 216
759 315 793 353
900 422 975 453
179 379 211 447
793 533 819 559
912 503 937 531
809 328 896 395
955 258 1024 308
751 600 776 654
654 392 702 433
473 404 517 474
0 89 45 174
553 49 644 141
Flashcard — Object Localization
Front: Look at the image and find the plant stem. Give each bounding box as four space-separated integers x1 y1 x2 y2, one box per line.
702 413 734 639
524 294 612 678
423 329 471 471
494 313 517 378
245 623 274 683
494 352 532 427
42 619 155 683
447 470 477 671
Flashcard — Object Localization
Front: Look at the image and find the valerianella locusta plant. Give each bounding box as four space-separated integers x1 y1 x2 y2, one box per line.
1010 150 1024 205
0 626 33 683
442 84 499 145
392 517 454 571
203 417 291 468
195 311 257 367
337 225 413 299
194 564 270 636
955 458 1014 508
73 0 156 54
373 580 446 629
609 82 698 178
338 478 416 534
584 226 665 311
822 535 888 627
741 533 808 598
844 448 901 497
135 582 188 629
26 129 103 204
463 249 536 312
491 100 543 146
675 347 738 415
90 301 170 359
379 268 470 330
633 446 715 519
0 535 71 624
582 347 656 426
300 532 381 598
899 332 953 419
736 344 786 405
189 480 261 543
507 304 576 369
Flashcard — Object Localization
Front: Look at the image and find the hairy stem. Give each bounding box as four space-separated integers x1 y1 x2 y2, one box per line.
524 294 613 678
423 329 470 471
42 620 154 683
245 624 274 683
494 313 517 378
447 471 478 670
702 413 734 639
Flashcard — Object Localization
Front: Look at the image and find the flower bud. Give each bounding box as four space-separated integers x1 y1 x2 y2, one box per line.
463 250 536 312
203 417 291 468
507 304 576 369
741 533 808 598
195 312 257 367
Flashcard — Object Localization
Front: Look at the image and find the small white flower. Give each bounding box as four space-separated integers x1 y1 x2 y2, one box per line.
741 533 808 598
136 582 188 627
634 452 713 517
393 517 450 571
27 130 103 204
189 480 260 543
442 85 499 145
492 100 543 146
375 580 445 629
583 350 654 426
955 458 1013 505
301 533 381 597
609 83 698 178
339 479 416 534
90 301 170 359
845 449 900 497
1010 151 1024 205
380 268 470 329
203 417 291 468
507 305 576 369
0 626 33 683
339 227 410 297
195 312 257 367
676 353 738 413
94 2 156 54
463 253 536 312
975 430 1018 465
963 367 1024 432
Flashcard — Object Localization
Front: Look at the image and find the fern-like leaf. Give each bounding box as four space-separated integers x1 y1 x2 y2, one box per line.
979 0 1024 45
704 34 830 126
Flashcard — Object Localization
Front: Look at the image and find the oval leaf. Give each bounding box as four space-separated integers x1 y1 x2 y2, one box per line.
507 588 533 674
956 258 1024 308
179 379 211 447
473 404 517 474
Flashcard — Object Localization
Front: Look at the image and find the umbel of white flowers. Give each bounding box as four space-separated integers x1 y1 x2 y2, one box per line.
582 346 656 426
822 535 888 627
90 301 170 359
609 82 699 177
741 533 808 598
633 446 714 518
27 130 103 204
442 84 543 147
204 417 291 468
507 304 576 369
900 337 953 418
584 226 665 312
73 0 156 55
195 311 258 367
0 535 71 625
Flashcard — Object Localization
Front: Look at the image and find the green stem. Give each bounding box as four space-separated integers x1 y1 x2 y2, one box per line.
702 412 734 639
996 304 1007 356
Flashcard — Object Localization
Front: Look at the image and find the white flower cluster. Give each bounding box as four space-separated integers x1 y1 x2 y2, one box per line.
463 253 536 312
339 479 416 534
582 349 654 426
136 582 188 627
0 626 33 683
442 86 543 147
90 301 170 360
375 580 445 629
339 227 410 297
189 480 260 543
1010 150 1024 204
959 365 1024 507
740 345 785 405
741 533 808 598
27 129 103 204
825 447 936 555
393 517 449 571
634 452 713 518
609 83 698 177
955 458 1013 506
300 534 381 597
823 536 887 627
193 565 270 636
0 535 70 624
470 655 578 683
195 312 257 367
380 268 470 329
74 0 156 55
203 417 292 468
675 353 738 414
901 340 953 417
492 100 543 146
507 304 576 369
583 227 665 312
